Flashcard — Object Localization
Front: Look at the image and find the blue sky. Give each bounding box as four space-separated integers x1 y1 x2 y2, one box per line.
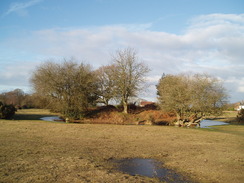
0 0 244 102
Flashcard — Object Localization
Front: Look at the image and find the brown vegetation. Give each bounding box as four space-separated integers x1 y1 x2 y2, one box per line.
0 89 35 109
83 104 176 125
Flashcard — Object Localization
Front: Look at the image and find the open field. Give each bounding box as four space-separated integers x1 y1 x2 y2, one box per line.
0 109 243 183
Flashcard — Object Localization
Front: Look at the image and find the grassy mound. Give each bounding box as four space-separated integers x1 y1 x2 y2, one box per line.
83 104 177 125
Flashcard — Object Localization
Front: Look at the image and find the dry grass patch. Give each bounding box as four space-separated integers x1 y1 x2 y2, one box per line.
86 107 176 125
0 109 243 183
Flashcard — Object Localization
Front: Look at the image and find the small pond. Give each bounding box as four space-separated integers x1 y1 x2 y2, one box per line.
113 158 192 183
40 116 64 122
200 120 228 128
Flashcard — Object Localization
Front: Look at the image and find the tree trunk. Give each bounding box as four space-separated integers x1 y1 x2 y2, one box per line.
123 100 128 113
176 113 181 121
186 116 203 127
175 112 183 126
104 98 109 106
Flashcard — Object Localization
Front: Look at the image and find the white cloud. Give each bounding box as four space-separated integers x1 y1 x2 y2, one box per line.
3 0 43 16
0 60 39 94
188 14 244 31
1 13 244 102
238 87 244 93
145 75 162 83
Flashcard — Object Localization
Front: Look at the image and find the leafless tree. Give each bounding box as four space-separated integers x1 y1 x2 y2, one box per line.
0 89 26 108
95 65 116 106
112 48 150 113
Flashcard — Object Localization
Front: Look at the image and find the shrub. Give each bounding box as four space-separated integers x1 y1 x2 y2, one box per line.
0 101 16 119
237 109 244 123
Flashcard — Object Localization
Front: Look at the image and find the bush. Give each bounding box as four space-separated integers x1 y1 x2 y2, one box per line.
0 101 16 119
237 109 244 123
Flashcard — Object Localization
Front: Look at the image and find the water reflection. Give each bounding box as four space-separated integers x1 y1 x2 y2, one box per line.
114 158 192 183
200 120 228 128
40 116 64 122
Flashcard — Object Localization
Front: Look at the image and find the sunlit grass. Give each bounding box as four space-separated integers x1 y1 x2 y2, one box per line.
0 109 243 183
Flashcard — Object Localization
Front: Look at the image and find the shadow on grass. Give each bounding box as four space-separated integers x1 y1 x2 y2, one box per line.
197 124 244 137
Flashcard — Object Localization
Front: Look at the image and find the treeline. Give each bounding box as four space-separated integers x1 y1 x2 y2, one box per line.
0 89 35 109
30 47 228 124
0 89 32 119
0 88 49 110
0 88 42 119
1 48 228 123
31 48 149 119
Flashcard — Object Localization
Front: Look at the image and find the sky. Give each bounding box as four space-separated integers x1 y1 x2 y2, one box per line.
0 0 243 103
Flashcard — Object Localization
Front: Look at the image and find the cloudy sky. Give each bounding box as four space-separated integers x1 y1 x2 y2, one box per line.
0 0 243 102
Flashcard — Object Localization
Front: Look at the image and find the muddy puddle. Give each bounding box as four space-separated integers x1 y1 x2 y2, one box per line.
113 158 192 182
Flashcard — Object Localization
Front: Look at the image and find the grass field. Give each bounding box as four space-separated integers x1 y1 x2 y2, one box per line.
0 109 243 182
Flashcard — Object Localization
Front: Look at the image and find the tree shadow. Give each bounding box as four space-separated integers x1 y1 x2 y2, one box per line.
13 114 57 120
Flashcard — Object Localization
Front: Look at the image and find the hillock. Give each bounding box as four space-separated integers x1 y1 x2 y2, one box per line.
81 104 177 125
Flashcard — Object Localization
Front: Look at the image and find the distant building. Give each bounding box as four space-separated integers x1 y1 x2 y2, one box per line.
139 101 155 107
236 102 244 111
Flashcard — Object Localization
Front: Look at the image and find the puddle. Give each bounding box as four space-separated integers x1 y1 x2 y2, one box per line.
40 116 64 122
114 158 192 182
200 120 228 128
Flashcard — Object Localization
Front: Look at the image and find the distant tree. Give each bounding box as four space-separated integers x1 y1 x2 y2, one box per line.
0 89 26 108
95 65 117 106
30 59 98 118
0 93 6 104
21 94 39 109
112 48 150 113
156 73 228 126
28 93 51 109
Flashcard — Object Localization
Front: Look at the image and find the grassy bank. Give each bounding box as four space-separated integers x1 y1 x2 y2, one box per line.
0 109 243 182
12 109 61 121
208 111 242 124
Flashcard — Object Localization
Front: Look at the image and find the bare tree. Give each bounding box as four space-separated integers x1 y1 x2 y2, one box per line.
30 59 98 118
95 65 116 106
0 89 26 108
112 48 150 113
157 73 228 126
